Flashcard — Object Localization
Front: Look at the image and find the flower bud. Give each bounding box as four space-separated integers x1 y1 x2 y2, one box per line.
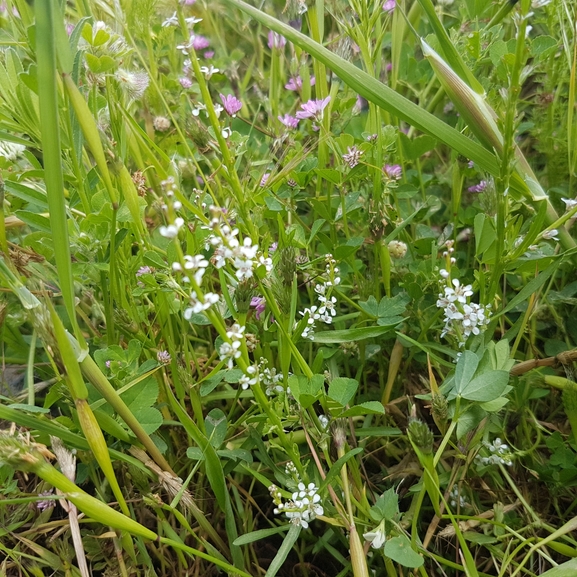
388 240 407 259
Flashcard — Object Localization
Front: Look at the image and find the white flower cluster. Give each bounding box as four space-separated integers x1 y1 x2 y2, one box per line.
270 482 324 529
219 323 245 369
436 278 490 346
238 359 286 394
477 437 513 467
207 208 273 281
299 257 341 340
449 486 468 508
159 177 185 239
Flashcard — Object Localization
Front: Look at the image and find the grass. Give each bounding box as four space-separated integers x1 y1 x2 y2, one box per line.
1 0 577 575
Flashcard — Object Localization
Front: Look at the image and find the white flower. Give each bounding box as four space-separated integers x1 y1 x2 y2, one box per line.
200 65 219 79
159 217 185 238
364 521 386 549
318 295 337 318
115 69 149 99
162 12 179 27
562 198 577 211
542 229 559 241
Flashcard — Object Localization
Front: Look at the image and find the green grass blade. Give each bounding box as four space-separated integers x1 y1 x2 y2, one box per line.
35 0 82 342
415 0 484 93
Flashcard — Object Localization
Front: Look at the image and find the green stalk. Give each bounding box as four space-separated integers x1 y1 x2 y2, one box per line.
80 354 175 475
35 0 83 344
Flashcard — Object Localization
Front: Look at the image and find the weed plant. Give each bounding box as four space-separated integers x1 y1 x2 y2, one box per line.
1 0 577 575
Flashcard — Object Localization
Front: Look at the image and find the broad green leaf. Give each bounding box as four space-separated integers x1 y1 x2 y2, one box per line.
384 535 424 568
461 370 509 402
288 374 324 408
312 326 396 343
340 401 385 417
327 377 358 406
130 407 163 435
454 351 479 395
206 408 227 449
370 488 399 522
456 405 486 439
539 559 577 577
14 210 51 233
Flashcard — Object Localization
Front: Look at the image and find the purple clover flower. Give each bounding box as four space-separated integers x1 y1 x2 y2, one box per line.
204 50 214 59
268 31 287 49
285 75 316 91
295 96 331 121
384 164 402 180
260 173 271 187
220 94 242 116
157 350 172 364
250 296 266 320
191 34 210 50
468 180 487 193
36 490 54 511
136 265 153 276
278 114 299 129
179 77 192 88
383 0 395 12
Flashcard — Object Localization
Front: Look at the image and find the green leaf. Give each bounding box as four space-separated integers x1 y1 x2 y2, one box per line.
454 350 479 395
340 401 385 417
461 370 509 402
264 524 301 577
14 210 52 233
494 261 558 318
318 447 363 493
456 405 486 439
129 407 163 435
328 377 358 406
143 251 167 269
312 325 396 343
6 403 49 413
205 408 227 448
539 559 577 577
370 488 399 522
359 293 409 325
384 535 424 568
233 525 289 546
288 374 324 408
122 376 159 411
308 219 326 244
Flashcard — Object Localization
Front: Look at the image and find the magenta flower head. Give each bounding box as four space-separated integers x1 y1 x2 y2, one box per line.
278 114 299 129
384 164 402 180
250 296 266 320
296 96 331 121
468 180 487 193
191 34 210 50
268 31 286 49
383 0 395 13
220 94 242 117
